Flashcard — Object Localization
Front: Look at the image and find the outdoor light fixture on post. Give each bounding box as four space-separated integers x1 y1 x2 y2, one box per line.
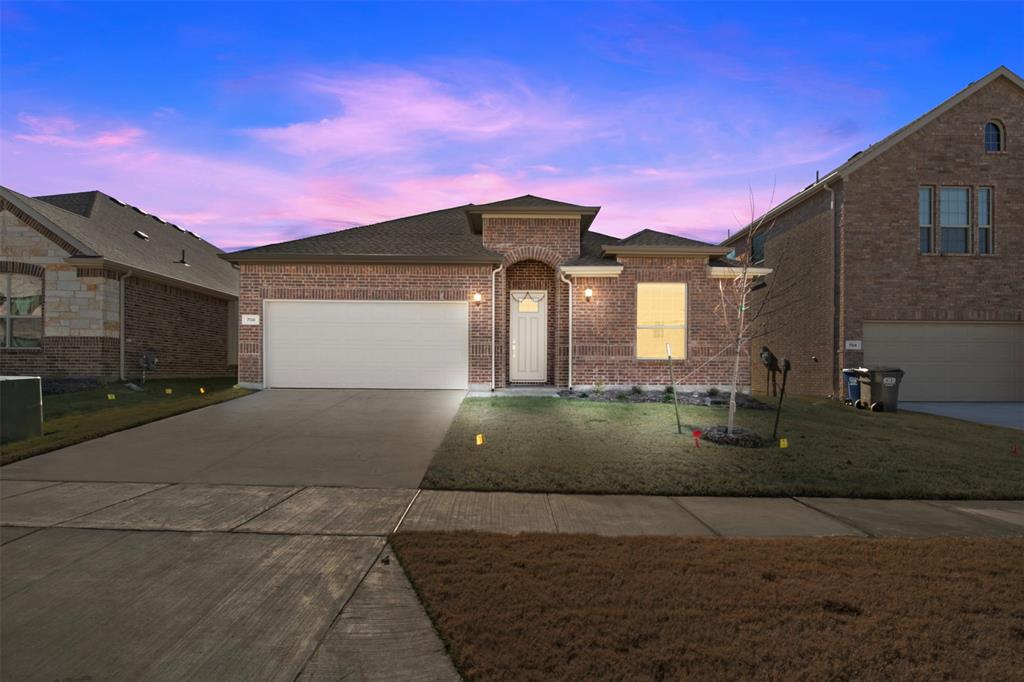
584 287 593 302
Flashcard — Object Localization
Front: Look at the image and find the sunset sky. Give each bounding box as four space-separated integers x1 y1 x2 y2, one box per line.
2 2 1021 250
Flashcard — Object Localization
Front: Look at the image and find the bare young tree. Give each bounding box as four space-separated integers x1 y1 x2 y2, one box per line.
716 184 778 435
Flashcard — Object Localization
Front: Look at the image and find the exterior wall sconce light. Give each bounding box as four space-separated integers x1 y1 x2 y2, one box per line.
584 287 593 302
473 292 483 303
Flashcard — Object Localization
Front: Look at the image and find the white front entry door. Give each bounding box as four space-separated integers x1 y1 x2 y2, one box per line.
509 290 548 382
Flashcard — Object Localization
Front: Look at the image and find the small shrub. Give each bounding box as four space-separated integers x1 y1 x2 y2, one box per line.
664 385 675 395
578 392 589 399
595 380 605 393
631 385 643 395
707 387 720 397
615 393 629 402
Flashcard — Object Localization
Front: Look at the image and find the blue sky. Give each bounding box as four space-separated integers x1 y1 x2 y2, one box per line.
2 1 1021 249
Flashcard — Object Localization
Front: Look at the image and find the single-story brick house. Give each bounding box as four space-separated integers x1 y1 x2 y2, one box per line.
722 65 1023 402
225 196 763 391
0 185 239 381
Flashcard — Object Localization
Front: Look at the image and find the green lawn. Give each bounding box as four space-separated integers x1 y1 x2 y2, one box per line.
0 378 252 466
421 397 1024 498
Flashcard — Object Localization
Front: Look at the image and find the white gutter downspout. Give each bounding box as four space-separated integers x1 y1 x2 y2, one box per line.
118 270 133 381
825 182 840 398
490 263 504 390
559 270 573 390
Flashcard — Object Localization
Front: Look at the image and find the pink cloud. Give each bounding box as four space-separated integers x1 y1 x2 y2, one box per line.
247 69 594 158
15 113 144 149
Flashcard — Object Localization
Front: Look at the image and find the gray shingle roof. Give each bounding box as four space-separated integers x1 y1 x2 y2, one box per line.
228 205 502 262
465 194 601 232
33 190 101 218
616 228 715 248
225 199 722 266
2 186 238 297
470 194 600 213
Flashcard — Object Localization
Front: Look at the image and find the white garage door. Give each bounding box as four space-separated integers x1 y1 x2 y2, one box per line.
265 301 469 389
863 322 1024 401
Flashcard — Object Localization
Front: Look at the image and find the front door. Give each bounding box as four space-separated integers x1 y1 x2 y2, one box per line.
509 290 548 382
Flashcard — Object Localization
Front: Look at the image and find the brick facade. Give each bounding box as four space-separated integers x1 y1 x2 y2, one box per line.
123 277 232 379
237 262 493 386
572 257 749 388
1 208 235 381
238 214 752 391
734 75 1023 397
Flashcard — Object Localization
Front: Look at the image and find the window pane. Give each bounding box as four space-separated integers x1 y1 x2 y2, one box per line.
9 275 43 316
751 233 766 263
941 227 968 254
939 188 969 226
0 275 7 316
978 188 991 226
637 327 685 359
985 123 1001 152
918 187 932 225
979 227 991 254
637 283 685 327
920 226 931 253
10 318 42 347
517 297 539 313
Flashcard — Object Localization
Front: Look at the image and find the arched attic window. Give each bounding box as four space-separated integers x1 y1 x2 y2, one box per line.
984 121 1004 152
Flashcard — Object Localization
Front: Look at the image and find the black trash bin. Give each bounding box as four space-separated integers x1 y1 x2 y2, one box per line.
857 368 905 412
842 368 868 406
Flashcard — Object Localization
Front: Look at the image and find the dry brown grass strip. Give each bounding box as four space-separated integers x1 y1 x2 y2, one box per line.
392 533 1024 681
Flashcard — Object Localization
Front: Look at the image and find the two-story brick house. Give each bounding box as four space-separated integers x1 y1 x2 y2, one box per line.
0 186 239 381
225 195 762 391
723 66 1023 402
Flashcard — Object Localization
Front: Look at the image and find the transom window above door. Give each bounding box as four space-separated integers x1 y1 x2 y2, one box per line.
636 283 686 359
512 291 545 313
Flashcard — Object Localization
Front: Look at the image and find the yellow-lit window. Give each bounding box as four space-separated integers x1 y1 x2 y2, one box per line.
636 283 686 359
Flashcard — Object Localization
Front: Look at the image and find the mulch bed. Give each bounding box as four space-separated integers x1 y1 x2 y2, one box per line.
558 388 772 410
392 533 1024 681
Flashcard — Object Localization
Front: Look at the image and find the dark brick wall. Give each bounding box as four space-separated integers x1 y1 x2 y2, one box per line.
840 77 1024 373
0 336 119 379
733 75 1023 397
124 277 232 379
741 187 839 397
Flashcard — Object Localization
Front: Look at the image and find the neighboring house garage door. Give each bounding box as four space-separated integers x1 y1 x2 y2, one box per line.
264 301 469 389
863 322 1024 401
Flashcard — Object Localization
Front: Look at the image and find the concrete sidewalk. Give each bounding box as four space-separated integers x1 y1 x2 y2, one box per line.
2 481 1021 680
3 480 1022 539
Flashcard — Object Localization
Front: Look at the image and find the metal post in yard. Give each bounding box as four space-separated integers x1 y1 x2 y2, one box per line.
667 343 683 435
772 358 791 441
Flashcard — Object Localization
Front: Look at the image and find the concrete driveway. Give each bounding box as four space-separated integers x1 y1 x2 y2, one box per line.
0 389 465 488
902 402 1023 430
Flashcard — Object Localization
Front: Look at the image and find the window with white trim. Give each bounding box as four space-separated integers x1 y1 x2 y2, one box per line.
0 273 44 348
978 187 993 254
918 186 933 253
939 187 969 254
636 283 686 359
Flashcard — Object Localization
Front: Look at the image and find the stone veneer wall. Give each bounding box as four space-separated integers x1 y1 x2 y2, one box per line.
0 209 122 378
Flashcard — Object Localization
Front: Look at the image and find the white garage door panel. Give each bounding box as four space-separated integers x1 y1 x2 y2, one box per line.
863 322 1024 401
266 301 468 389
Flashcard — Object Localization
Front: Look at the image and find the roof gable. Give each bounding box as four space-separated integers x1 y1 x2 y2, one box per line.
1 185 238 297
722 65 1024 246
617 228 715 248
466 194 601 232
228 205 501 263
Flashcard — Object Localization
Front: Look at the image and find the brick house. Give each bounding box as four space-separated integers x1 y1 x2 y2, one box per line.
722 66 1023 402
0 186 239 381
225 196 762 391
